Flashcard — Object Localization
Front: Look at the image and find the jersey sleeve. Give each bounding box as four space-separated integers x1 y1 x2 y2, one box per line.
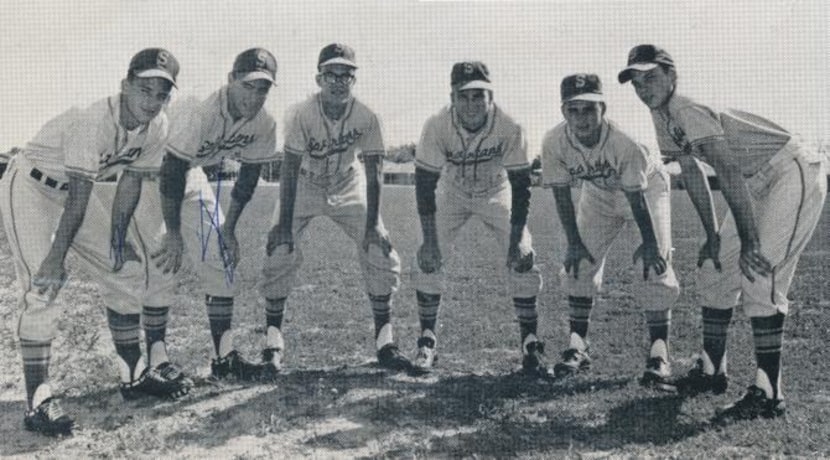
359 112 386 157
282 104 307 157
540 131 572 188
414 115 446 173
165 98 206 163
502 124 531 171
63 111 111 179
618 141 650 192
673 104 725 149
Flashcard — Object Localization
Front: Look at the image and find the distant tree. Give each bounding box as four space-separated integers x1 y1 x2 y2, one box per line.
387 143 416 163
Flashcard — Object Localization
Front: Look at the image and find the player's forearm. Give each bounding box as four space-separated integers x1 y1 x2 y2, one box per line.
225 162 262 231
708 151 760 246
363 155 383 230
507 168 531 230
677 155 719 239
415 166 440 245
624 190 659 248
111 170 143 247
552 185 583 246
159 153 189 233
278 154 302 233
47 174 94 262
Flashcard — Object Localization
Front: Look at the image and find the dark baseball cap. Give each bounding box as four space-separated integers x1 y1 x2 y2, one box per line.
128 48 179 87
233 48 278 84
561 73 604 103
318 43 357 69
618 44 675 83
451 61 492 91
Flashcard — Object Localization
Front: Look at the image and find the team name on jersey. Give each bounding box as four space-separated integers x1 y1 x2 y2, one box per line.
447 142 503 165
665 118 693 155
307 128 363 159
569 158 619 180
100 147 143 168
197 133 257 158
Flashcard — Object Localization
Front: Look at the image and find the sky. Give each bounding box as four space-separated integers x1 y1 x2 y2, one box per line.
1 0 827 156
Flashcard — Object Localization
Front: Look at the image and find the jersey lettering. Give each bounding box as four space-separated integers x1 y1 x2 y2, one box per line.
307 128 363 159
446 142 503 166
100 147 143 168
567 158 618 180
196 133 257 158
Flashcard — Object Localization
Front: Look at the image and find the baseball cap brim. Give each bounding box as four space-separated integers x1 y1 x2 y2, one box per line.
319 57 358 68
134 69 178 87
617 63 660 83
454 80 493 92
239 71 277 85
563 93 605 103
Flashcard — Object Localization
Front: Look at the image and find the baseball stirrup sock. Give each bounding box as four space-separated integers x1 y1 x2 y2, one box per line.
644 309 671 343
702 307 732 374
513 296 538 341
416 290 441 333
206 295 234 355
20 339 51 408
142 306 169 350
568 296 593 338
751 313 785 399
107 308 143 381
369 293 392 338
265 297 286 330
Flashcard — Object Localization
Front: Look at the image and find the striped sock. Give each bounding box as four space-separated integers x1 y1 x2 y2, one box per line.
702 307 732 374
20 339 51 409
206 295 234 356
416 290 441 333
568 296 593 339
264 297 286 330
645 309 671 352
513 296 538 343
368 294 392 339
751 312 785 399
142 306 169 355
107 308 143 382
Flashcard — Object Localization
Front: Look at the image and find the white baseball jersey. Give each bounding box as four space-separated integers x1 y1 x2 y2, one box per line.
166 86 278 167
416 104 530 193
541 119 657 192
650 93 790 177
22 95 168 181
283 94 386 174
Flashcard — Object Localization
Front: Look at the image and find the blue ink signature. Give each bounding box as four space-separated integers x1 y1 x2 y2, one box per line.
197 163 236 286
109 213 128 267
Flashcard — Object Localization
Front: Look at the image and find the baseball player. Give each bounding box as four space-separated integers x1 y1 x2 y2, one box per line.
0 48 192 436
150 48 280 381
259 43 411 371
619 44 827 422
541 73 679 389
411 61 548 377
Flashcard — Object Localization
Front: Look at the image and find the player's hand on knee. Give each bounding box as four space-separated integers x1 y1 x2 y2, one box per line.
697 234 722 271
111 240 142 272
218 225 240 269
564 241 595 280
362 226 392 256
266 224 293 256
151 231 184 274
417 242 442 274
33 258 68 301
739 241 772 283
507 243 535 273
633 242 667 280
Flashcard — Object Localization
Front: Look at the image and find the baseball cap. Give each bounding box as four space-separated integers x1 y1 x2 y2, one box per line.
451 61 492 91
233 48 278 84
617 44 675 83
128 48 179 87
318 43 358 69
561 73 604 103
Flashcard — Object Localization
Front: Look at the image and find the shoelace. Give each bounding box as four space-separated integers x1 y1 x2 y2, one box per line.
44 399 66 420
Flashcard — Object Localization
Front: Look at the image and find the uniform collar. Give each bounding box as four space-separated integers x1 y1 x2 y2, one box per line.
565 119 609 153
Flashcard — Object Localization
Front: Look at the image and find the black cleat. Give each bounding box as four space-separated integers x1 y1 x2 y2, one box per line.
712 385 785 425
521 341 555 380
639 356 676 392
377 344 412 372
211 350 268 382
121 365 192 400
553 347 592 378
261 348 283 381
412 336 437 374
674 358 728 396
24 397 74 437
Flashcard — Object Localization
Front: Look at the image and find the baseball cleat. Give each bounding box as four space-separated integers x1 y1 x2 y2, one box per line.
639 356 676 392
553 347 592 378
211 350 268 382
377 344 413 372
673 358 728 396
412 336 438 374
521 340 555 380
23 397 74 437
711 385 785 425
261 348 283 381
121 364 192 400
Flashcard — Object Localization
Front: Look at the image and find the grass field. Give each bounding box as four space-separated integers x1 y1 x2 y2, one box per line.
1 183 829 458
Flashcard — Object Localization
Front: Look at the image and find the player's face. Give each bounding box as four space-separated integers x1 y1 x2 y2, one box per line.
452 89 492 131
630 67 675 109
561 100 604 145
228 77 272 120
121 77 173 128
317 64 356 103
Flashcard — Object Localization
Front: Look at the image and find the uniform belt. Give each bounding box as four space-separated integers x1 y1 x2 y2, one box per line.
30 168 69 191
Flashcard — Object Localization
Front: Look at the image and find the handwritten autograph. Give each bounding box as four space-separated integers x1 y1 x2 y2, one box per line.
197 163 236 286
